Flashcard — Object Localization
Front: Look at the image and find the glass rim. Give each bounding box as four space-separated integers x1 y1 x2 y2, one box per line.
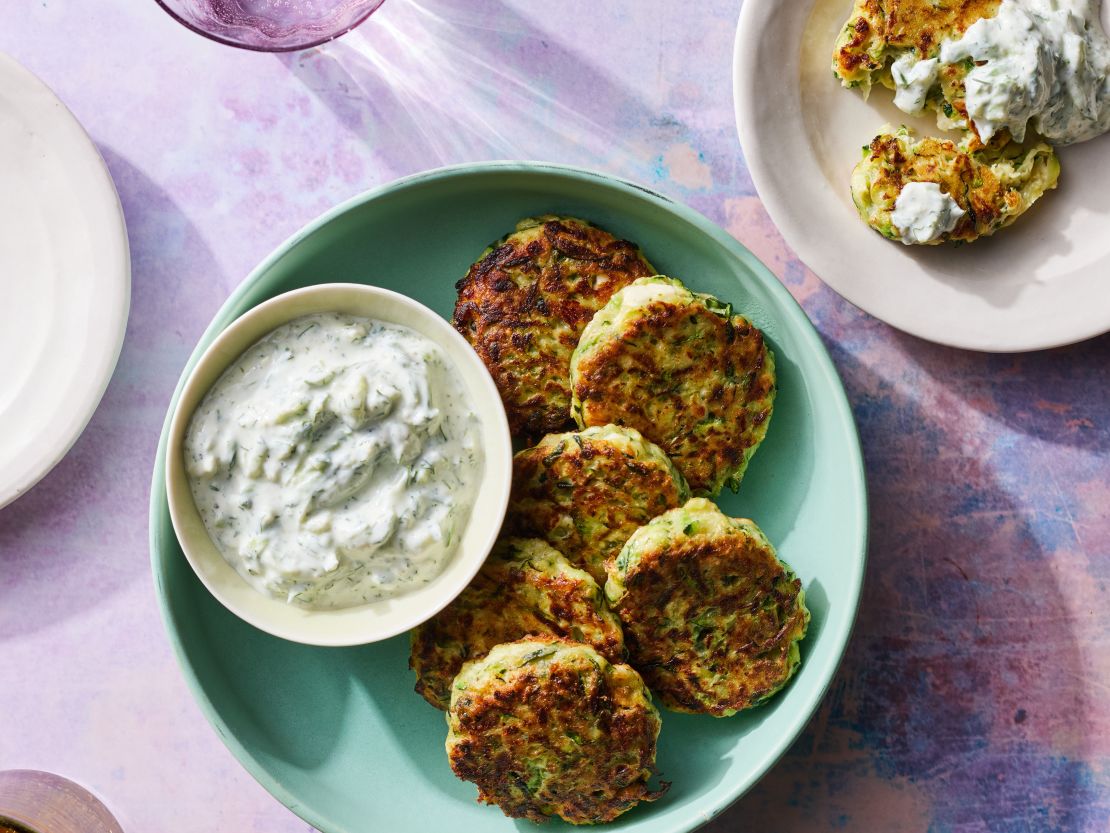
151 0 383 52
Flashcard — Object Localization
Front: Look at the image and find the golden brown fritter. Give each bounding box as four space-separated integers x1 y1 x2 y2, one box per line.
833 0 1001 89
507 425 689 585
570 277 775 497
446 638 666 824
606 499 809 717
409 538 624 710
453 215 655 440
852 128 1060 243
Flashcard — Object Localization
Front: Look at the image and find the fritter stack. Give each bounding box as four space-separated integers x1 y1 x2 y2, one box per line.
408 216 810 825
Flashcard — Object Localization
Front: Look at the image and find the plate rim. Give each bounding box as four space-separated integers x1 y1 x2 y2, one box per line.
732 0 1110 353
0 51 131 508
148 160 869 833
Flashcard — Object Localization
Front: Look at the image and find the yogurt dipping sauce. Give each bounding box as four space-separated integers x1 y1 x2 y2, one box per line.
184 312 483 609
891 182 967 244
893 0 1110 145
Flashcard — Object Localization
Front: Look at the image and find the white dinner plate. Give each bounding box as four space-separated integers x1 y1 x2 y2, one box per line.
733 0 1110 352
0 52 130 507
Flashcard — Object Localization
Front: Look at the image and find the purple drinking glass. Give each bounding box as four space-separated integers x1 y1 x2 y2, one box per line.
153 0 387 52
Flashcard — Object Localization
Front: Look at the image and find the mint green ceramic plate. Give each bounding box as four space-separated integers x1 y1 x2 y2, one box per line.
150 162 867 833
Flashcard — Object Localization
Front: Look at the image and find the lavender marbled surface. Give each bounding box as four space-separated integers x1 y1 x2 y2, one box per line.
2 0 1108 830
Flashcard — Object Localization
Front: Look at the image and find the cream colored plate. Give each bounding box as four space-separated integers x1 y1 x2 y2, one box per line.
734 0 1110 351
0 52 130 506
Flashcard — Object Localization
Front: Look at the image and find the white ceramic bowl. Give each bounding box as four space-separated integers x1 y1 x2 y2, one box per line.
164 283 512 646
734 0 1110 351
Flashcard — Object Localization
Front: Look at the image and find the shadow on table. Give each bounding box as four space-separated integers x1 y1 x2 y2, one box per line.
893 329 1110 454
0 148 224 639
714 339 1101 831
276 0 657 175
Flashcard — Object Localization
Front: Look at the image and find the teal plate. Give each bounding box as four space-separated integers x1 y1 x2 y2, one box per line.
150 162 868 833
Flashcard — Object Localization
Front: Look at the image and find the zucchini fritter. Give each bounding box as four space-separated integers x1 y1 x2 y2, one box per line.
446 638 666 824
852 127 1060 244
605 499 809 717
834 0 1018 146
570 277 775 497
833 0 1001 92
508 424 690 585
409 538 624 710
453 215 655 440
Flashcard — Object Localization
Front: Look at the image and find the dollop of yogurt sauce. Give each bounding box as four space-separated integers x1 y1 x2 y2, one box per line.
891 182 967 244
894 0 1110 145
184 312 483 609
891 54 941 114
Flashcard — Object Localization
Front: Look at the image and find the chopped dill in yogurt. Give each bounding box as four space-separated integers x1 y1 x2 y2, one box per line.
891 0 1110 145
184 312 483 609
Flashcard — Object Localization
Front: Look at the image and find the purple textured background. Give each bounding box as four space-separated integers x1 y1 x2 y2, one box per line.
2 1 1109 830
